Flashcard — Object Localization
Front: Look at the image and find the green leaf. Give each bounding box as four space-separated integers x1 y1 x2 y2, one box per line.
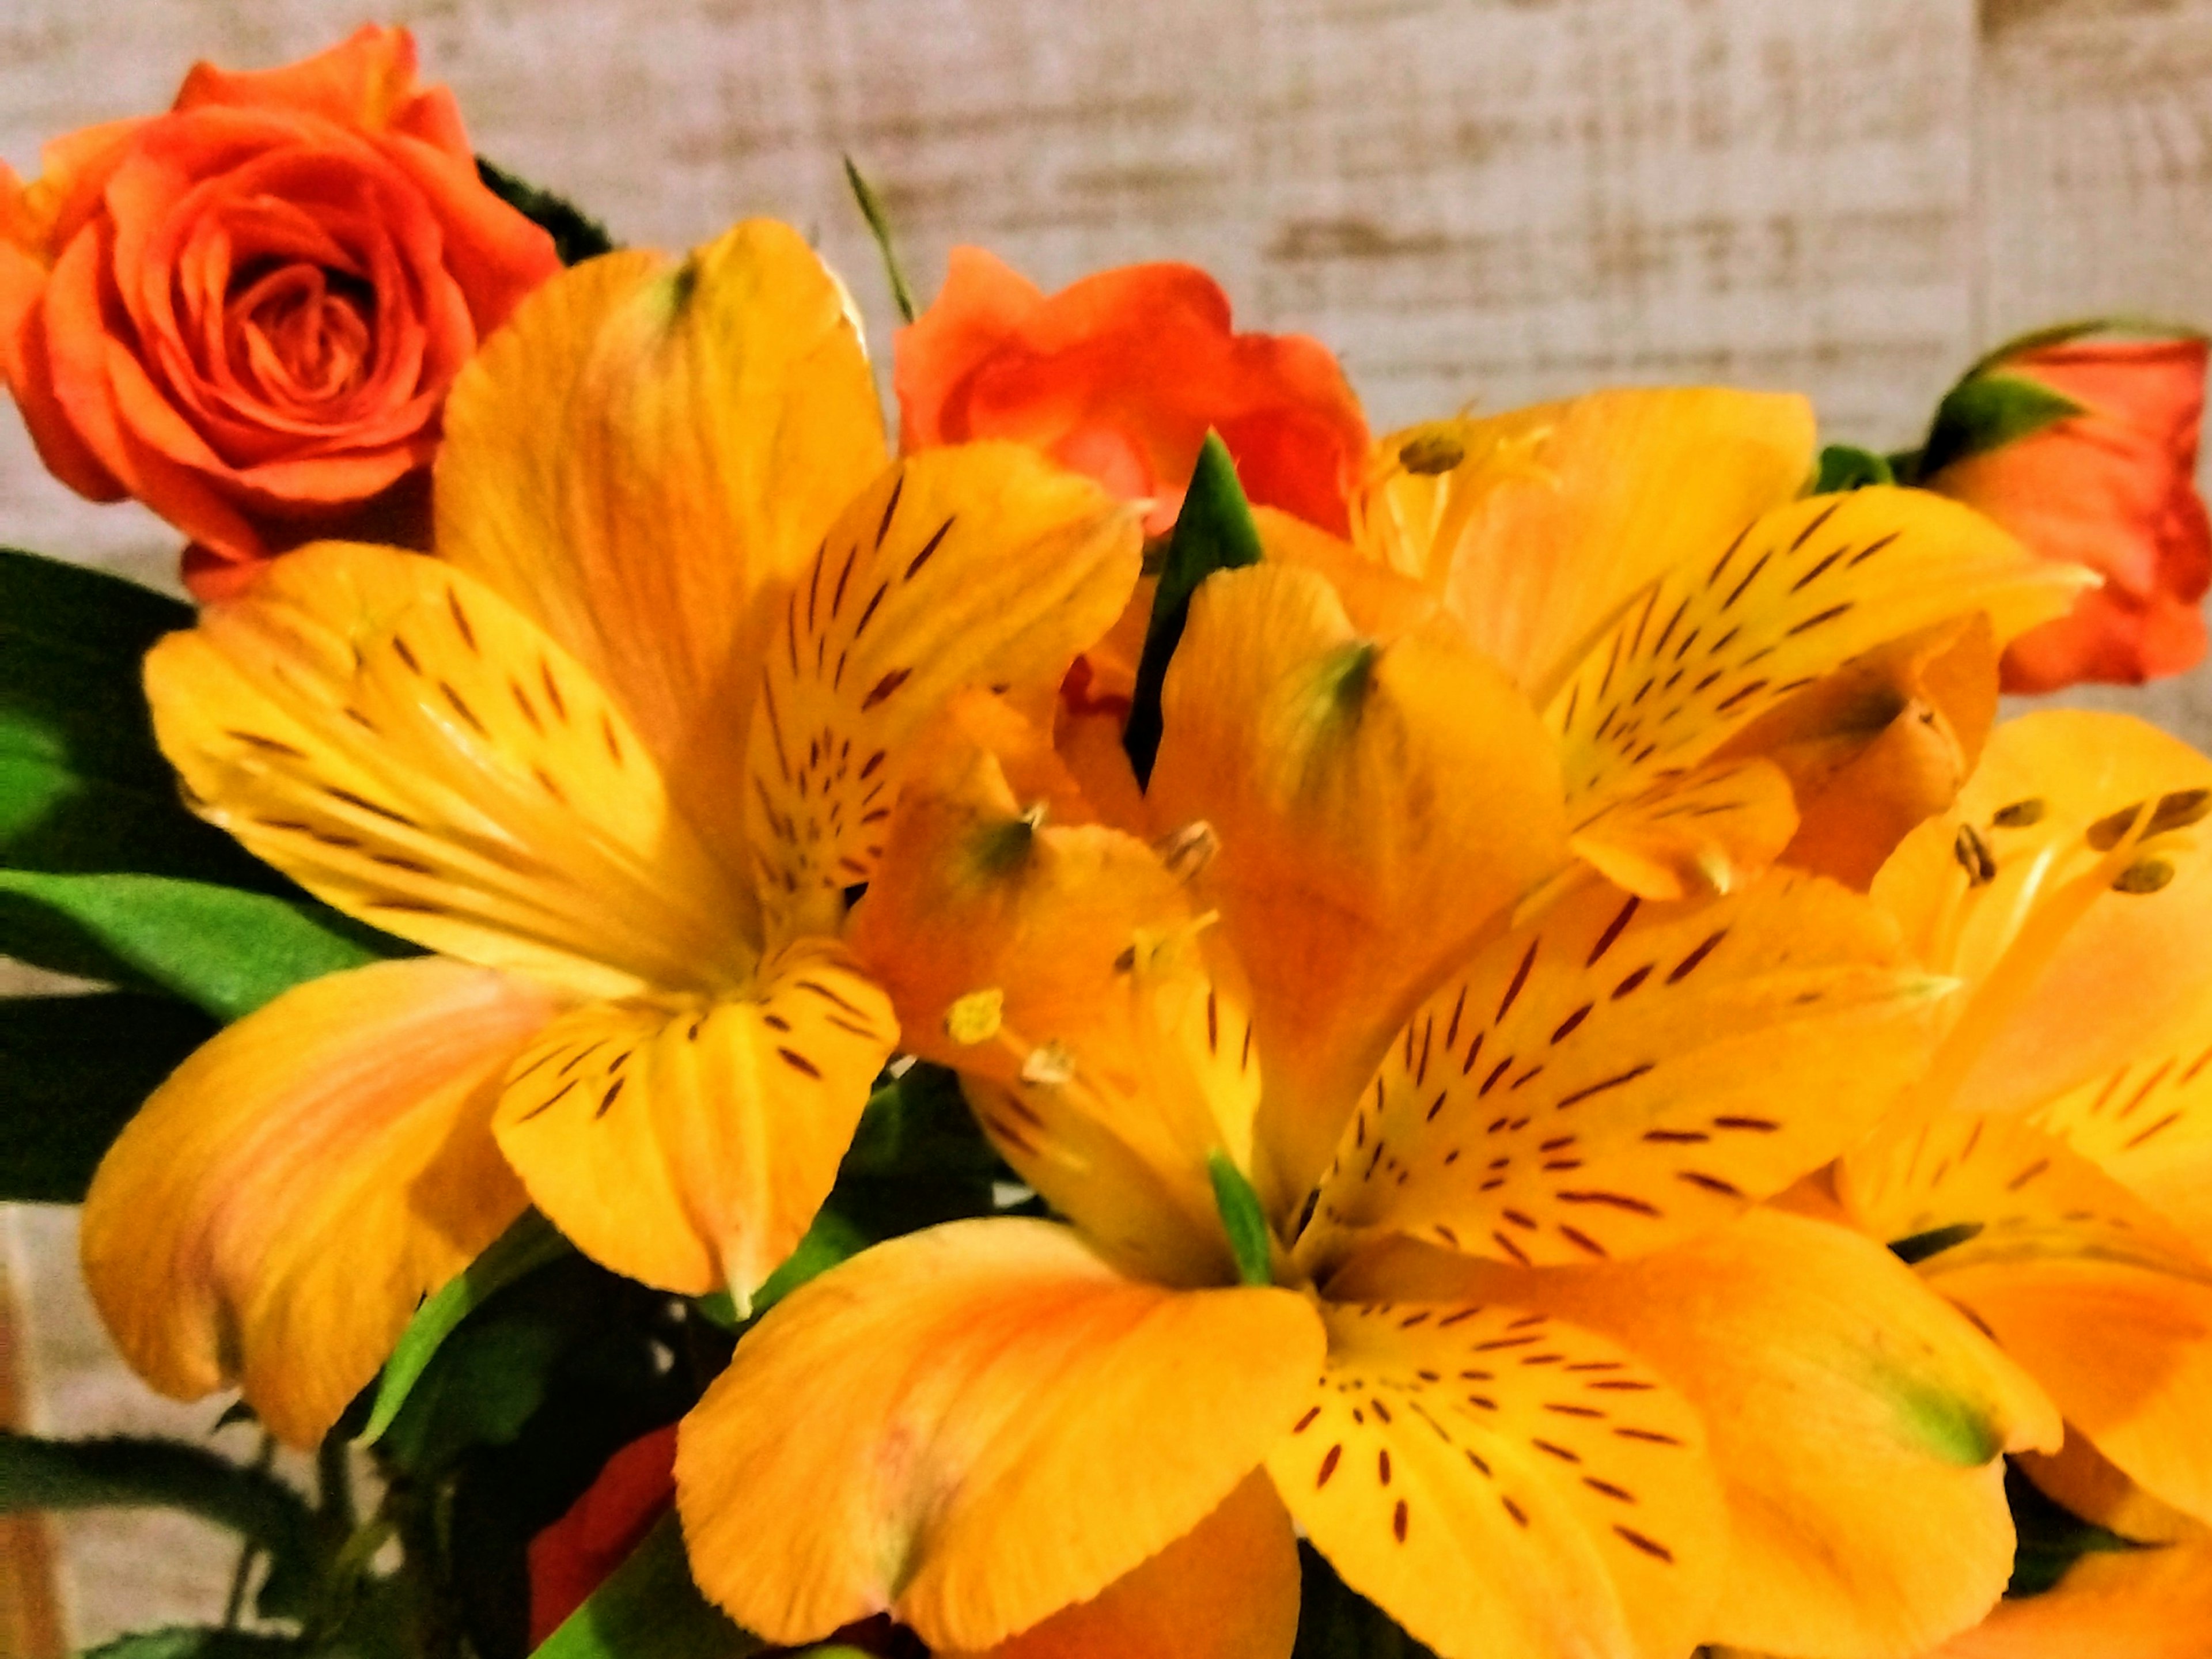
0 871 399 1020
0 993 216 1202
536 1512 761 1659
0 547 275 891
2003 1459 2143 1598
1917 373 2085 478
1122 433 1265 787
80 1630 304 1659
842 155 917 325
1812 445 1895 493
475 157 615 267
1208 1151 1274 1286
0 1430 323 1616
1292 1541 1437 1659
359 1211 574 1447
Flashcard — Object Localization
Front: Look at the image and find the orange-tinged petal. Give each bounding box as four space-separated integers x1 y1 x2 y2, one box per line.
1872 710 2212 1117
1298 871 1949 1274
849 725 1248 1285
145 541 755 1001
437 222 887 868
746 444 1141 942
948 1473 1299 1659
493 938 895 1301
1149 562 1569 1218
79 957 552 1445
1367 1210 2056 1659
1565 756 1800 903
1923 1522 2212 1659
675 1217 1326 1652
1547 489 2082 861
1270 1297 1724 1659
1353 390 1816 702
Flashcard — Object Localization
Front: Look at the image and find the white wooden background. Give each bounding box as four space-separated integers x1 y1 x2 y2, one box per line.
3 0 2210 1643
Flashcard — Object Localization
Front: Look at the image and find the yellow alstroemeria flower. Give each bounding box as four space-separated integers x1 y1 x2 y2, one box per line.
672 661 2056 1659
75 221 1141 1446
1832 710 2212 1544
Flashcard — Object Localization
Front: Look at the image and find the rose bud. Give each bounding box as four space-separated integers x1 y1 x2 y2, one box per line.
0 25 560 599
1912 328 2211 693
896 247 1369 537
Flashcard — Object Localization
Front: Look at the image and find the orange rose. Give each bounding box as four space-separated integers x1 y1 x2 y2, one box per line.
1919 333 2211 692
896 247 1369 536
0 25 560 599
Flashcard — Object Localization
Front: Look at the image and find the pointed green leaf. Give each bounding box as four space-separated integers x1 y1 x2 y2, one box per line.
0 547 273 889
359 1211 574 1447
843 156 917 324
1918 373 2085 478
0 1430 323 1614
1124 433 1265 786
1208 1151 1274 1286
1812 445 1896 493
0 993 216 1202
536 1512 762 1659
0 871 400 1020
475 157 615 267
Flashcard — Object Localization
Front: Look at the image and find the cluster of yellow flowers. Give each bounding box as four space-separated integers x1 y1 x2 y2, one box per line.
40 212 2207 1659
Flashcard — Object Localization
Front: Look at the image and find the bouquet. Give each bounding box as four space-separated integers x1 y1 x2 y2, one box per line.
3 24 2211 1659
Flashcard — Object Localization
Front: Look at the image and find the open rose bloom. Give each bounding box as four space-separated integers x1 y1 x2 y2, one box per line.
0 25 558 597
5 26 2212 1659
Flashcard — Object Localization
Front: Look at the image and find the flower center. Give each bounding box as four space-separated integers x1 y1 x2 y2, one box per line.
228 262 376 407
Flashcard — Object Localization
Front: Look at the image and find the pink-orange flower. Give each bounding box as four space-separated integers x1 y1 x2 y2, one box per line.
896 248 1369 537
0 25 560 598
1921 334 2211 692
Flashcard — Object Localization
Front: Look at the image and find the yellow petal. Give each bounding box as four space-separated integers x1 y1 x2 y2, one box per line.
79 958 552 1446
1547 488 2082 850
1365 1210 2057 1659
1270 1297 1724 1659
1148 562 1569 1217
1298 870 1949 1274
438 222 888 866
146 541 756 1002
493 938 895 1300
948 1473 1300 1659
1872 710 2212 1118
1566 756 1800 903
674 1217 1326 1652
1351 389 1816 702
849 728 1251 1286
745 444 1141 941
1926 1519 2212 1659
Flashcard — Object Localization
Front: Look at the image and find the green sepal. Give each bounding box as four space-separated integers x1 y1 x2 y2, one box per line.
358 1211 574 1447
1916 373 2085 479
1123 433 1264 786
0 547 274 890
475 157 615 266
1208 1151 1274 1287
843 156 917 325
0 992 217 1202
0 870 402 1021
2003 1459 2143 1599
1812 445 1896 493
0 1429 325 1618
535 1512 762 1659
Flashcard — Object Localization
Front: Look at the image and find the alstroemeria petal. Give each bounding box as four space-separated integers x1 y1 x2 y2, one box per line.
1566 756 1800 903
745 443 1140 941
1547 489 2082 851
1353 389 1816 702
1389 1211 2059 1659
1873 710 2212 1117
1149 562 1569 1218
493 938 895 1300
849 726 1248 1286
675 1217 1325 1652
438 222 888 868
146 540 756 1002
1842 1109 2212 1524
1269 1297 1723 1659
950 1473 1300 1659
1300 871 1947 1272
80 957 552 1445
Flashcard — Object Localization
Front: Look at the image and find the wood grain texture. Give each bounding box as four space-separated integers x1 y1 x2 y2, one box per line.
0 0 2209 1639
